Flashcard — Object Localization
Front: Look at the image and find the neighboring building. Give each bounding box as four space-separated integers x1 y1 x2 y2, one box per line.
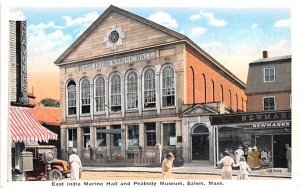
210 52 291 168
246 51 291 112
30 102 61 157
54 5 246 165
9 20 57 180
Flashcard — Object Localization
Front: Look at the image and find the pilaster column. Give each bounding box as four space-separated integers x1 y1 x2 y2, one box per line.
76 79 80 121
77 127 83 157
60 127 67 154
60 81 66 122
105 76 109 118
139 123 144 151
90 82 94 119
106 126 111 156
176 120 182 148
155 65 161 114
90 126 96 160
156 122 161 146
121 124 126 158
121 71 126 117
137 69 143 115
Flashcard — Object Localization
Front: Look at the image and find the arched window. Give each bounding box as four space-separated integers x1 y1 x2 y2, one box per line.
67 80 76 115
212 80 215 102
144 68 156 108
221 84 224 102
162 65 175 107
236 94 239 111
81 78 90 114
202 74 207 103
242 97 244 111
111 73 121 112
95 76 105 112
127 71 138 109
229 89 232 109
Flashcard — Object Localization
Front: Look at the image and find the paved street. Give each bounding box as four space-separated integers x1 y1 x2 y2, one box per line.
80 171 288 180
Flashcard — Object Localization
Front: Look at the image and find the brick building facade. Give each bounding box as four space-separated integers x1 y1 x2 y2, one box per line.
54 5 246 165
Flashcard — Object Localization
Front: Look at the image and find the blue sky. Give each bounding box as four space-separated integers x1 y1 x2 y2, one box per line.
8 5 291 100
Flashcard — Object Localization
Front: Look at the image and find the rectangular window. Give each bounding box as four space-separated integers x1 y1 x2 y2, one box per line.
111 125 121 147
263 96 276 111
163 123 176 146
128 125 139 147
145 123 156 146
68 128 77 148
96 127 107 147
264 67 275 82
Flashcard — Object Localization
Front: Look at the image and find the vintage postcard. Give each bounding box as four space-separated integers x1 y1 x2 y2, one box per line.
1 0 299 188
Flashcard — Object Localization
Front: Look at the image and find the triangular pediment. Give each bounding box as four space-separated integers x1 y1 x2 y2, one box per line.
181 104 218 116
55 5 185 65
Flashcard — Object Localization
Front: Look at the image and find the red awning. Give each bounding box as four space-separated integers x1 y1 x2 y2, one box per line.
10 106 58 142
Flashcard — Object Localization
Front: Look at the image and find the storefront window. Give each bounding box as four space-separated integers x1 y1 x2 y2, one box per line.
145 123 156 146
128 125 139 147
218 127 255 159
96 127 107 147
68 128 77 148
163 123 176 146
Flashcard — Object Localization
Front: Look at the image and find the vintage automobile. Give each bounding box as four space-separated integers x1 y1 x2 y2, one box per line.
25 145 70 181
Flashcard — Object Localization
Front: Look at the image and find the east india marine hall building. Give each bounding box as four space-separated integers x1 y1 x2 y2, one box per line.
54 5 246 165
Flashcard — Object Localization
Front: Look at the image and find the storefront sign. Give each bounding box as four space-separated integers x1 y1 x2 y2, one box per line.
252 121 291 129
78 51 156 71
210 110 291 125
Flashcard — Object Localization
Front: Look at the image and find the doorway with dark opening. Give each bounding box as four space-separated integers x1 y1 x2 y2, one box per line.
191 125 209 160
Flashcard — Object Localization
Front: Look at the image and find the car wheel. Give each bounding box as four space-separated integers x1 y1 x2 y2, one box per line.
49 169 63 181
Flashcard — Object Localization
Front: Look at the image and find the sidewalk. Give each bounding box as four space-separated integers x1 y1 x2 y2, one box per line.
83 162 291 178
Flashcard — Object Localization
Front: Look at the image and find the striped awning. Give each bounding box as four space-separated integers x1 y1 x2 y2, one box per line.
10 106 58 142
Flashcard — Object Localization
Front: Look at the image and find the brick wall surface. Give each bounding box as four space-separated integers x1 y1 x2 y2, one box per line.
185 46 247 112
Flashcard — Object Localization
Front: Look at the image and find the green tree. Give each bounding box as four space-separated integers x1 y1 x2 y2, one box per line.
40 98 60 107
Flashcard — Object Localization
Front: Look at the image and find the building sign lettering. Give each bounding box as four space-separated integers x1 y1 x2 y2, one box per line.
210 110 291 125
252 121 290 129
78 51 156 71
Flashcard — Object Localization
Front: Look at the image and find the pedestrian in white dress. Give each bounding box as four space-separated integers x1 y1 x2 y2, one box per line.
234 156 253 180
69 148 82 180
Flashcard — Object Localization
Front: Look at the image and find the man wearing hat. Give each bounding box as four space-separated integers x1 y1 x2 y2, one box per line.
69 148 82 180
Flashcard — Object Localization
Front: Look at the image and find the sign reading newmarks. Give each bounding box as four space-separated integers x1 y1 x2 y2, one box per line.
78 51 156 71
210 110 291 125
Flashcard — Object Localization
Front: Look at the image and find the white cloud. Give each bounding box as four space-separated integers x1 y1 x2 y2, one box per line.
189 10 226 27
28 29 72 57
62 11 100 36
267 39 291 55
190 27 207 37
148 11 178 29
9 10 26 20
28 21 65 30
251 23 257 29
273 18 291 28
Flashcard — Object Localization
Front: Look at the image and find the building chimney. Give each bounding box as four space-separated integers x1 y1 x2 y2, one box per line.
263 51 268 58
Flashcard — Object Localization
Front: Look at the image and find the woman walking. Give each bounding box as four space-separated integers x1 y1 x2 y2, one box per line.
234 156 253 180
161 152 174 178
69 148 82 180
217 150 235 180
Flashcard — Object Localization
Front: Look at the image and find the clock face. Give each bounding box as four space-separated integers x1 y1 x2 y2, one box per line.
109 30 119 44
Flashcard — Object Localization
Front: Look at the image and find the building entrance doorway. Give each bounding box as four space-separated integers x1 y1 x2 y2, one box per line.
191 125 209 160
273 134 291 168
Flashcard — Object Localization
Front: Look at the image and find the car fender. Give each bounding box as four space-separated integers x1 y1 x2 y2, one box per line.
52 165 64 172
